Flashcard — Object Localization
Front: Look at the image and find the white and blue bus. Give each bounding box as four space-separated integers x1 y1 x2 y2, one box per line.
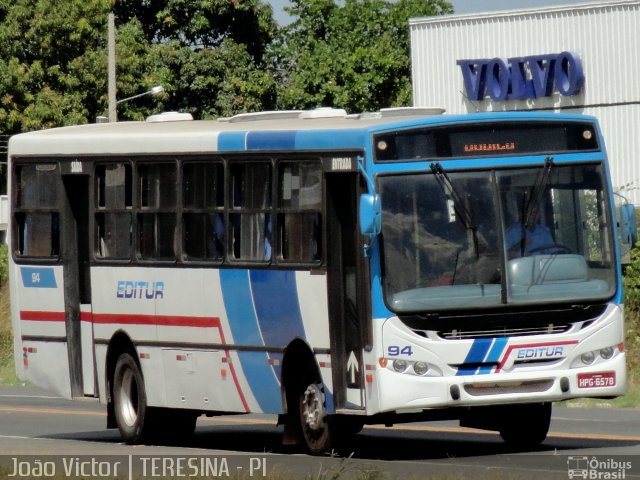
8 108 628 453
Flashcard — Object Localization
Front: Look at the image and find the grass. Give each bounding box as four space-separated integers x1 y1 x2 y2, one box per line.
0 281 19 385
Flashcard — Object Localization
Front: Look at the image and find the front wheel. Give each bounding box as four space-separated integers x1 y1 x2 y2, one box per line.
499 403 552 448
299 379 332 454
296 374 363 455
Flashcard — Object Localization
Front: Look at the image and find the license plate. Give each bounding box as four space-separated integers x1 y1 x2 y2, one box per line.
577 371 616 389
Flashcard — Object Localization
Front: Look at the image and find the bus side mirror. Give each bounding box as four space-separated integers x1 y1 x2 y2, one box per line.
359 193 381 237
621 203 638 245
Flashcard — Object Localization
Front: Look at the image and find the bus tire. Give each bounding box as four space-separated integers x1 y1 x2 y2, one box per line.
298 373 332 454
162 409 198 444
499 402 552 448
113 352 153 444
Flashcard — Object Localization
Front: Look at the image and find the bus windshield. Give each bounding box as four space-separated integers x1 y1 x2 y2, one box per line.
380 162 616 313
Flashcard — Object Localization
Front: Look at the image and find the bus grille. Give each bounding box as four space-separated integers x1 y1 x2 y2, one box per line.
464 379 554 396
435 322 572 340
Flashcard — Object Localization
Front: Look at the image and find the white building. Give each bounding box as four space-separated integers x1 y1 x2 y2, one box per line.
410 0 640 204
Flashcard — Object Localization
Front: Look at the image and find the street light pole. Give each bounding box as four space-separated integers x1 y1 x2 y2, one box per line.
108 13 117 123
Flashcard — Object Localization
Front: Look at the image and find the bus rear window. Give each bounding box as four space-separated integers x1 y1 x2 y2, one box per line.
14 164 60 258
374 121 599 162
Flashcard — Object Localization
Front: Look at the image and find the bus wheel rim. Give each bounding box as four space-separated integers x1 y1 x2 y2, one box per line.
120 369 138 427
302 383 326 432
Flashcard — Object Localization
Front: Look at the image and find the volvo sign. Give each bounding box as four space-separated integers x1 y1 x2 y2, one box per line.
457 51 584 101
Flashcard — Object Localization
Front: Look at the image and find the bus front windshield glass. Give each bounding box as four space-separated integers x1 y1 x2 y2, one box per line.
380 163 616 313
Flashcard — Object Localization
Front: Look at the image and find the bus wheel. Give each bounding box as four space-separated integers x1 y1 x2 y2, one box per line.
113 352 151 444
299 377 332 454
499 403 552 448
163 409 198 444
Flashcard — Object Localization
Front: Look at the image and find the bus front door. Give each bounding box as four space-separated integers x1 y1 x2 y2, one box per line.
61 172 96 398
325 172 370 412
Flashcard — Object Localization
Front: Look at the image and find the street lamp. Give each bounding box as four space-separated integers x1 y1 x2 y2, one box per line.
116 85 165 105
98 86 165 123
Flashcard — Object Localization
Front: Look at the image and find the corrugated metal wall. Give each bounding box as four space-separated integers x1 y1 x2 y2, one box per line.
410 0 640 203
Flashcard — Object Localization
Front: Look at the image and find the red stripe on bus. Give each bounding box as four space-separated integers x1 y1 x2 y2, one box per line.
216 326 250 412
20 311 65 322
22 311 220 328
92 313 221 328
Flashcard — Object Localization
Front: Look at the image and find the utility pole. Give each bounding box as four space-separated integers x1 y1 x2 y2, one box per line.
108 13 117 122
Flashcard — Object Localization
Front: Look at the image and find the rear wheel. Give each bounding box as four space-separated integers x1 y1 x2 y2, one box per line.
162 409 198 444
113 352 151 444
113 352 198 445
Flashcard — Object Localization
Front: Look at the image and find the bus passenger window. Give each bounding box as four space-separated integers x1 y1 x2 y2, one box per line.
230 162 272 261
96 213 131 259
137 163 177 260
95 163 132 259
278 212 321 261
183 162 224 261
277 161 322 262
14 164 60 259
16 212 60 257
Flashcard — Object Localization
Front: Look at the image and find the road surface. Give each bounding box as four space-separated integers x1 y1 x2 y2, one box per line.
0 385 639 479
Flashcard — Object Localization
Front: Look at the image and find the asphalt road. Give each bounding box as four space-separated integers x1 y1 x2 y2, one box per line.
0 385 639 479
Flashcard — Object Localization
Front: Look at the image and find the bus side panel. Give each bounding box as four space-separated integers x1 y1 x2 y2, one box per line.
91 266 164 407
156 268 333 415
92 266 334 415
11 263 72 398
294 270 334 398
157 268 258 413
220 269 334 414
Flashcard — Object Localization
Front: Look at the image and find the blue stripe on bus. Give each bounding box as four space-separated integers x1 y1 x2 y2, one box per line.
218 129 366 152
20 267 57 288
477 338 508 374
219 269 282 413
217 131 247 151
293 130 366 150
246 131 296 150
456 338 493 376
249 270 306 379
249 270 306 345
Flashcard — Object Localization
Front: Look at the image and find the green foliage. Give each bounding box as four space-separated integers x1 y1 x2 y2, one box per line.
0 0 453 130
0 244 7 285
623 247 640 309
270 0 453 113
0 0 112 132
0 0 279 131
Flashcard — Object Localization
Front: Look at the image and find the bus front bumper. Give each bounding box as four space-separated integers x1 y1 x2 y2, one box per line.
375 352 626 413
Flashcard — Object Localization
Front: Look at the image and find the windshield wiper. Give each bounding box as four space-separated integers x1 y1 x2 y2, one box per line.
430 162 478 258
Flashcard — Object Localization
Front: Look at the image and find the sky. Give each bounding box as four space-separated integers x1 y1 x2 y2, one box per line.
267 0 607 24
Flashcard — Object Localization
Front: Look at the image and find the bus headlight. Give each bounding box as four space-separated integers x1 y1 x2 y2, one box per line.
581 351 595 365
600 346 614 360
393 359 408 372
413 361 429 376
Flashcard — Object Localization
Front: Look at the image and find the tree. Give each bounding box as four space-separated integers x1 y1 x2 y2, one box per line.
0 0 278 132
113 0 279 120
0 0 112 131
270 0 453 113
